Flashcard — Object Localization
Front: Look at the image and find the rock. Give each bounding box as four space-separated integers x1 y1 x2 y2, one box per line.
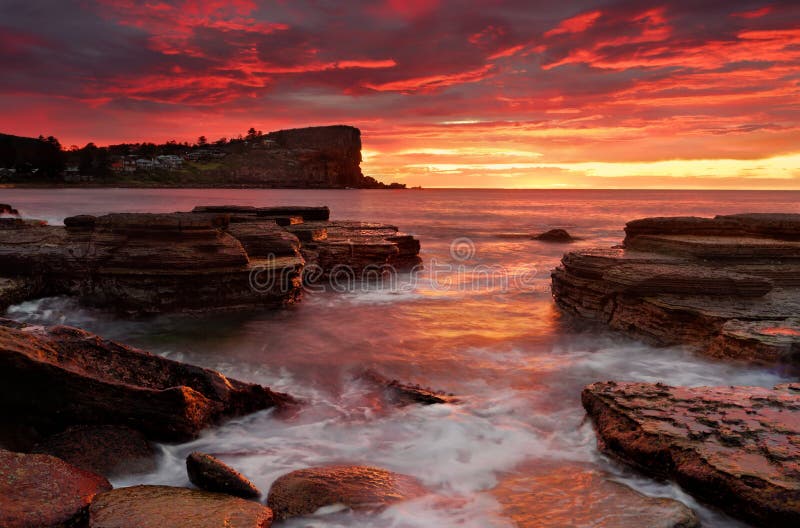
0 276 45 311
63 214 97 229
33 425 157 478
582 381 800 527
0 204 420 313
187 452 261 499
0 203 20 216
493 461 699 528
0 211 304 313
625 213 800 242
534 228 574 242
0 449 111 528
88 485 273 528
192 205 331 222
299 221 422 279
225 221 301 258
0 422 42 452
0 319 295 441
357 369 457 405
266 465 427 520
551 214 800 364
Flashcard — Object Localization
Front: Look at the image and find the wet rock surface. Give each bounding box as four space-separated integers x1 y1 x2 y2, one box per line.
551 213 800 365
33 425 157 478
0 318 295 441
582 381 800 527
493 462 700 528
266 465 427 520
0 204 419 313
534 228 574 242
89 485 273 528
0 449 112 528
186 451 261 499
357 369 457 405
0 203 20 216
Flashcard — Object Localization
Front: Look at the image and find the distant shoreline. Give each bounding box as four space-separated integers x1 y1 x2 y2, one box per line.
0 183 412 190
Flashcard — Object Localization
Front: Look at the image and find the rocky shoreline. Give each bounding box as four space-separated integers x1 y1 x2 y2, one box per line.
3 208 800 526
0 203 438 527
0 318 450 527
553 213 800 526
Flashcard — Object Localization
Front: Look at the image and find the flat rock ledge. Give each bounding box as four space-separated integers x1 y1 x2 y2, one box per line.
0 449 112 528
0 318 295 441
582 381 800 527
551 213 800 365
266 465 427 520
89 485 273 528
0 204 421 314
493 461 699 528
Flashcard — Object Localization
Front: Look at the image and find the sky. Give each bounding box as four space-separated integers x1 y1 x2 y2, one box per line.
1 0 799 188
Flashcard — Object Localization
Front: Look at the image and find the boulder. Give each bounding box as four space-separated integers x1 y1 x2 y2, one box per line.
582 381 800 527
0 319 295 441
0 449 111 528
186 452 261 499
533 228 574 242
0 203 19 216
89 485 273 528
551 213 800 364
493 462 699 528
266 465 427 520
33 425 157 478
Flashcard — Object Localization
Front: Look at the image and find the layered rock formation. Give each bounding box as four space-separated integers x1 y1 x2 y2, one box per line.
0 319 294 441
0 204 421 313
551 213 800 365
582 381 800 527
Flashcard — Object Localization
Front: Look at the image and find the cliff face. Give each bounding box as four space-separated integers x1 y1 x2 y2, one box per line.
213 125 365 187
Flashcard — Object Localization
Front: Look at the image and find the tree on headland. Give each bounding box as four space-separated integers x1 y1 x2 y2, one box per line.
197 136 208 147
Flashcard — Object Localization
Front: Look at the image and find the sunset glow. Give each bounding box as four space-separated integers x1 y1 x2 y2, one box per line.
1 0 799 188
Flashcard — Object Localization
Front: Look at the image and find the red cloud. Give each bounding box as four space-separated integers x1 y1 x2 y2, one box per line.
544 10 603 37
731 5 774 19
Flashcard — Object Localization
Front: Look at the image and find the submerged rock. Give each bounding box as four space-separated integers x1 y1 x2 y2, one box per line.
89 485 273 528
493 462 699 528
534 228 574 242
0 449 111 528
33 425 157 478
0 319 295 441
266 465 427 520
187 452 261 499
582 381 800 527
551 213 800 365
357 369 457 405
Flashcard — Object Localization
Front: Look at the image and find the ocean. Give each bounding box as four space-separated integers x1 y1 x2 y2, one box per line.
4 188 800 527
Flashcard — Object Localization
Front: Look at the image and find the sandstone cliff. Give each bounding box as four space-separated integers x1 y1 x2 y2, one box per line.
200 125 369 187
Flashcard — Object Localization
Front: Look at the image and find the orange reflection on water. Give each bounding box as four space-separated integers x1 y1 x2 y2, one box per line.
493 462 690 527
